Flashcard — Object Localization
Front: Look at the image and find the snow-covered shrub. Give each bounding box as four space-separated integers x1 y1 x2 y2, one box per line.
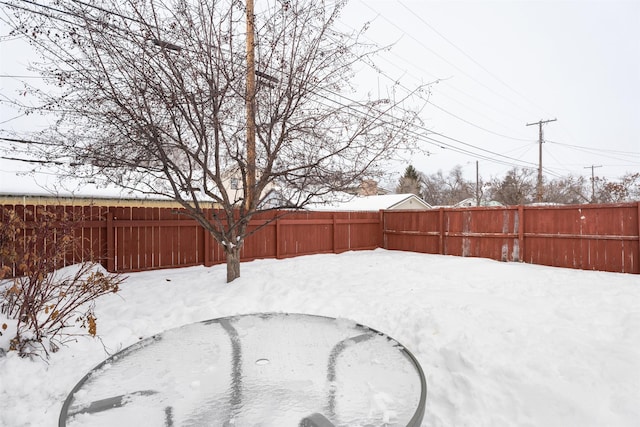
0 208 124 358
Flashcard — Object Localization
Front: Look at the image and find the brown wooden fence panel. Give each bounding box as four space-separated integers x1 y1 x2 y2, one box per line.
239 211 277 262
333 211 380 252
237 211 381 261
522 204 639 273
85 205 107 267
444 208 520 261
384 210 441 254
381 203 639 274
112 206 128 271
277 211 335 258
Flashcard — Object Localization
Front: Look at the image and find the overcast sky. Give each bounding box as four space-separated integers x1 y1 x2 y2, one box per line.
337 0 640 184
1 0 639 196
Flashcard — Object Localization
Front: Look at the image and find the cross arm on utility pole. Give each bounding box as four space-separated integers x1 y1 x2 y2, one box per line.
526 118 557 128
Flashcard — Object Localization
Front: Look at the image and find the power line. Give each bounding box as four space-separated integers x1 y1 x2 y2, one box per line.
333 16 536 143
318 33 543 168
0 74 44 79
429 102 533 142
545 140 640 169
0 113 27 125
0 0 77 26
314 87 542 171
0 155 74 165
357 0 544 120
68 0 148 26
397 0 552 118
546 140 640 157
0 136 49 145
322 28 539 152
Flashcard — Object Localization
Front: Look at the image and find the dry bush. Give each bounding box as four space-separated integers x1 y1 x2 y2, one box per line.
0 207 124 358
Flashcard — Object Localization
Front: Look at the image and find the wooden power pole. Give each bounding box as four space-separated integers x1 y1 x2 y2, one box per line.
475 160 480 206
584 164 602 203
245 0 257 211
526 118 556 202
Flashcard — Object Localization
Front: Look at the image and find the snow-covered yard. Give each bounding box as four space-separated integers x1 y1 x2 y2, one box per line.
1 249 638 426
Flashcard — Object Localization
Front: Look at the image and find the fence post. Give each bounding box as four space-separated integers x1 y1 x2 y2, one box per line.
518 205 525 262
378 210 385 249
636 202 640 274
276 218 281 259
439 208 445 255
106 210 115 272
204 225 212 267
332 213 338 252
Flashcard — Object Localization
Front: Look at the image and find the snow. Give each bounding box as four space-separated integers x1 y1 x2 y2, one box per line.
1 249 639 426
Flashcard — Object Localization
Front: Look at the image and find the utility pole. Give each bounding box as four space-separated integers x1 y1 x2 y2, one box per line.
476 160 480 206
245 0 257 211
526 118 556 203
584 164 602 203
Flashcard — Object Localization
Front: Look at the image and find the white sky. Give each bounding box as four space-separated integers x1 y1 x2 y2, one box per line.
1 0 639 195
337 0 640 184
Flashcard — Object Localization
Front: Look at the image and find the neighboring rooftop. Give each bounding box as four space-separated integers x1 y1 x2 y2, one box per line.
310 193 432 211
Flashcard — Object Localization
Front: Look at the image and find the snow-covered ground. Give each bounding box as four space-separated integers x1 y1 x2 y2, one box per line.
1 249 638 426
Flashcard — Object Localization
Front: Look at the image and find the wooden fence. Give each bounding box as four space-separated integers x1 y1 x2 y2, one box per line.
0 205 381 274
1 202 638 275
383 203 639 274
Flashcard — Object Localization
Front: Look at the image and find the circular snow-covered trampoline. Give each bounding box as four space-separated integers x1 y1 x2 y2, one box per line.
59 313 426 426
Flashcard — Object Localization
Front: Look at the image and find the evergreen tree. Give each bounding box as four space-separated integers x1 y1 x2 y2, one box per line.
396 165 422 195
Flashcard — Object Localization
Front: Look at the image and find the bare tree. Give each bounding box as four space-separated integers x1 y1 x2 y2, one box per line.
593 172 640 203
487 167 535 205
444 165 474 203
6 0 425 282
420 170 446 206
420 165 473 206
543 175 589 204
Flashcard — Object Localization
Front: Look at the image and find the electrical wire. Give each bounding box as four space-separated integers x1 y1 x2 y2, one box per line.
396 0 553 118
546 140 640 157
356 0 544 119
333 15 538 141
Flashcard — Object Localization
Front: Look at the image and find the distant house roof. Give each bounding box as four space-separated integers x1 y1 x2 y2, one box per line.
453 198 505 208
311 193 432 211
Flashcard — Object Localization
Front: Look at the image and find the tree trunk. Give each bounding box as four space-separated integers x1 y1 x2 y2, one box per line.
226 246 241 283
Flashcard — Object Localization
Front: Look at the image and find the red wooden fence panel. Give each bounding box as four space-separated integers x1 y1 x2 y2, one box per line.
334 211 380 252
381 203 639 274
102 208 379 272
522 204 639 273
383 209 441 254
2 201 638 275
233 210 380 262
109 207 205 272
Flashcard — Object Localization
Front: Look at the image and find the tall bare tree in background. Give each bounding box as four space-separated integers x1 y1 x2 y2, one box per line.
486 167 535 205
5 0 425 282
543 175 589 205
592 172 640 203
420 165 473 206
